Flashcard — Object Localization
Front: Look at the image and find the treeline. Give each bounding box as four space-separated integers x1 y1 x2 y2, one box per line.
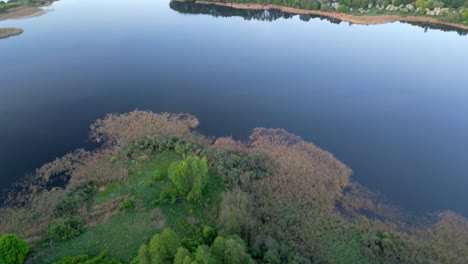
0 0 55 13
198 0 468 23
205 0 468 9
170 1 468 33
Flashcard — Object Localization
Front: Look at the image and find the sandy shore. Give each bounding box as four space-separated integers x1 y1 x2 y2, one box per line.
0 6 46 21
193 1 468 30
0 27 24 39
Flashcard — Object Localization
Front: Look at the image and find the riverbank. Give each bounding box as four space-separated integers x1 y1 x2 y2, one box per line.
0 6 46 21
0 27 23 39
184 0 468 31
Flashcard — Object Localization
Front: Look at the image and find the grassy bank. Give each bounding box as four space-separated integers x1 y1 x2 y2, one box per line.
0 111 467 264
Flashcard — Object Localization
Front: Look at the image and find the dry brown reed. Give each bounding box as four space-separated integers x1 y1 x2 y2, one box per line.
89 111 199 146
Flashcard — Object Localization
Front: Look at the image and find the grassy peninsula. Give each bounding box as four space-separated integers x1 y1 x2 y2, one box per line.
0 111 467 264
0 27 23 38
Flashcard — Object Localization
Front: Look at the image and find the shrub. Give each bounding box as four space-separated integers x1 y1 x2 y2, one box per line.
202 226 217 245
176 222 204 252
125 135 200 159
218 190 253 238
118 197 135 211
0 234 29 264
173 247 193 264
56 181 97 216
462 9 468 22
168 156 209 203
203 148 270 190
47 217 85 241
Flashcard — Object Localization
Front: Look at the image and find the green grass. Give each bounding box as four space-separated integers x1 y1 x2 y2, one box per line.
30 151 225 263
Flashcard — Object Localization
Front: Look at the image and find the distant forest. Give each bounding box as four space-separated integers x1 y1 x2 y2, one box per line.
199 0 468 23
170 1 468 35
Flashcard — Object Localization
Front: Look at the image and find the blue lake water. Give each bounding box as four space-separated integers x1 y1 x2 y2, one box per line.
0 0 467 216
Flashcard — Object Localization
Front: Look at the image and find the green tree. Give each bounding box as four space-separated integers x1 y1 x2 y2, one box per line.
0 234 29 264
202 226 217 245
47 217 85 241
148 229 181 264
415 0 430 8
169 156 209 203
194 245 216 264
462 9 468 22
211 236 227 261
224 236 255 264
173 247 193 264
136 244 151 264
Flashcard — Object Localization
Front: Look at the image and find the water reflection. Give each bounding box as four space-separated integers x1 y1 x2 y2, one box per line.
170 0 468 35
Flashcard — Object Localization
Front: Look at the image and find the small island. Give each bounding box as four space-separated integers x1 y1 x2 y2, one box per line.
0 110 466 264
0 27 23 39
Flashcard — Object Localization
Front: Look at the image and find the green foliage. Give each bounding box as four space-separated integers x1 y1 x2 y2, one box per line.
168 156 209 203
125 135 199 159
415 0 430 8
176 222 205 252
0 234 29 264
56 182 97 216
219 235 256 264
173 247 193 264
48 217 85 241
203 148 270 189
148 229 181 264
202 226 217 245
218 190 252 238
118 197 135 211
53 253 123 264
462 9 468 22
194 245 216 263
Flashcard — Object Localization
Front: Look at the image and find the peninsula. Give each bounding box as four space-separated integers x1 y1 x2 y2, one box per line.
0 111 467 264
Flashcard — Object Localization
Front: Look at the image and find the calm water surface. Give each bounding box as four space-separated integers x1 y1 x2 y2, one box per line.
0 0 467 215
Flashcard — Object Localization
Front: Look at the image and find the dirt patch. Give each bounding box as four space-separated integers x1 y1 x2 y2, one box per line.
0 27 23 39
0 7 46 21
192 1 468 31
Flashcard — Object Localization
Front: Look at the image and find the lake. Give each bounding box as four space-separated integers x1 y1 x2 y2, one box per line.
0 0 467 216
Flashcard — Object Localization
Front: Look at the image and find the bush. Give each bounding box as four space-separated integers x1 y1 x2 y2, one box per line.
118 197 135 211
202 226 217 245
462 9 468 22
176 222 204 252
203 148 270 189
125 135 200 158
48 217 85 241
0 234 29 264
169 156 209 203
56 182 97 216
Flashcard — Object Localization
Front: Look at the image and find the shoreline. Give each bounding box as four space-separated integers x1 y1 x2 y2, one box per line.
0 27 23 39
186 0 468 31
0 6 47 22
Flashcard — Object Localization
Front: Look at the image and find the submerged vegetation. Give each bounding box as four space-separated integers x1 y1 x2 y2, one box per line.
0 110 467 263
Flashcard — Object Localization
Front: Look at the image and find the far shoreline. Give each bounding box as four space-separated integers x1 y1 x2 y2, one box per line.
0 6 46 21
0 27 23 39
178 0 468 31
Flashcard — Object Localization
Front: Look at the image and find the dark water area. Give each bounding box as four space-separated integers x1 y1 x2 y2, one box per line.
0 0 467 216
